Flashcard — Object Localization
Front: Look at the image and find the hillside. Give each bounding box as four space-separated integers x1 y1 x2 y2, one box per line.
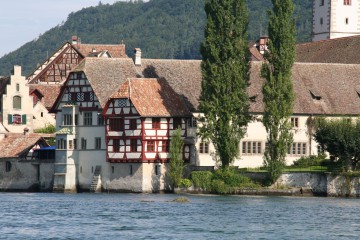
0 0 312 76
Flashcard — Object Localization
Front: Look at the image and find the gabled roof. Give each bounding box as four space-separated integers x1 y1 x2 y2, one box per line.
296 35 360 64
28 84 62 109
136 59 202 112
73 43 127 58
0 133 49 158
111 78 191 117
55 58 138 109
26 42 84 84
249 61 360 115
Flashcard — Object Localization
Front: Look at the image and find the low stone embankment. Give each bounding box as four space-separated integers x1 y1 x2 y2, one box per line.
178 172 360 197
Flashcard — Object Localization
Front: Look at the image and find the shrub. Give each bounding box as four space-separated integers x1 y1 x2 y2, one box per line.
211 180 228 194
191 171 213 190
291 154 326 168
213 167 251 187
179 178 192 188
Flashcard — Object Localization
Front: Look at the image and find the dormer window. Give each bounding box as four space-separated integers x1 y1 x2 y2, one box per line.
310 90 322 100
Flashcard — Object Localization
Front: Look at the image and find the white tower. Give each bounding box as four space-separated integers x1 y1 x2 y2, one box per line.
312 0 360 41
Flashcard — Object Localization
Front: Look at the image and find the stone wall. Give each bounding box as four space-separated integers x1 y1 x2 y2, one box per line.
0 159 54 191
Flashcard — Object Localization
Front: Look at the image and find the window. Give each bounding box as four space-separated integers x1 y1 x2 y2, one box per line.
13 96 21 109
155 164 161 176
113 139 120 152
320 0 324 6
188 117 197 128
130 119 137 130
81 138 87 150
57 139 67 150
74 139 77 150
95 137 101 149
75 114 79 126
344 0 351 5
345 18 349 24
109 118 123 131
291 117 299 128
63 114 72 126
16 83 19 92
288 142 307 155
76 73 82 79
12 114 22 124
83 112 92 126
199 142 209 154
147 141 155 152
320 17 323 25
112 166 115 174
97 114 105 126
173 118 182 129
242 141 262 155
5 161 11 172
77 92 84 101
152 118 160 129
129 165 133 175
162 140 169 152
130 139 137 152
69 140 73 150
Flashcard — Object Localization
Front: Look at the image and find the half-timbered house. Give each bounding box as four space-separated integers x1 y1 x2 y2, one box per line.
102 78 192 192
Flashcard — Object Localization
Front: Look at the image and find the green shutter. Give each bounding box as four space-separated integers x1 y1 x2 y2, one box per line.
22 115 27 124
8 114 12 124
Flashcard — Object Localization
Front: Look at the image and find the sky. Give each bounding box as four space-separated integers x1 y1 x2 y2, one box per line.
0 0 124 57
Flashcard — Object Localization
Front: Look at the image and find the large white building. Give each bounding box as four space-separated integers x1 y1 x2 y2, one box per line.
312 0 360 41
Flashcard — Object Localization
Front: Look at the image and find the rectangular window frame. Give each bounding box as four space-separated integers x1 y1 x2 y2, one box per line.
83 112 93 126
113 139 120 153
152 118 161 129
95 137 101 150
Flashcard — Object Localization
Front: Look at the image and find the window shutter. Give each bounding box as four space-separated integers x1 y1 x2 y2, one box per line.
22 115 27 124
8 114 12 124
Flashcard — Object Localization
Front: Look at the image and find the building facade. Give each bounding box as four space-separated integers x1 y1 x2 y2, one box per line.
312 0 360 41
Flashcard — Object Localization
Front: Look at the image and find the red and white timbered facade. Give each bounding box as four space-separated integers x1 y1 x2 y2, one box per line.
104 97 191 164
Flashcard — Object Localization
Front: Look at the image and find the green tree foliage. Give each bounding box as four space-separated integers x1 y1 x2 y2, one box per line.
0 0 312 76
199 0 251 167
261 0 296 183
168 128 184 189
314 118 360 172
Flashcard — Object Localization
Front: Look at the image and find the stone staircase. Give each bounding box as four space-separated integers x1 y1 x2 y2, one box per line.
90 166 102 193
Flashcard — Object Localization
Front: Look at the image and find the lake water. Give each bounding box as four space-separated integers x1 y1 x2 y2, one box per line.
0 193 359 240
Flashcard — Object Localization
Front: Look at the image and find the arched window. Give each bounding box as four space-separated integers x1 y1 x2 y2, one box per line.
13 96 21 109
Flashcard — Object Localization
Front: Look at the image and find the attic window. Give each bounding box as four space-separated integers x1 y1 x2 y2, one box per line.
310 90 322 100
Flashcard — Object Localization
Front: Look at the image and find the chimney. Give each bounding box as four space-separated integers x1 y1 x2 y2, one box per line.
23 127 29 136
133 48 142 66
257 36 269 55
72 36 78 45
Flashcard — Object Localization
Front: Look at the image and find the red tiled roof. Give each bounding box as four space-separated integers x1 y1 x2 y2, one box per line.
0 133 48 158
111 78 191 117
136 59 202 112
28 84 62 109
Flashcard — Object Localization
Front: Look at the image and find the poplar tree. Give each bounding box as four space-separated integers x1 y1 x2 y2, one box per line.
261 0 296 183
199 0 251 167
168 128 184 189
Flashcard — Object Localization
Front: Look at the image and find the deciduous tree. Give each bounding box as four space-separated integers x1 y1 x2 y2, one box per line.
199 0 251 168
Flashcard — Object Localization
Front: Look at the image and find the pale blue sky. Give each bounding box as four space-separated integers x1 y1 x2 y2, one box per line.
0 0 124 57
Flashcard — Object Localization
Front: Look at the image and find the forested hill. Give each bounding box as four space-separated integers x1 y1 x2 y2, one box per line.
0 0 312 76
